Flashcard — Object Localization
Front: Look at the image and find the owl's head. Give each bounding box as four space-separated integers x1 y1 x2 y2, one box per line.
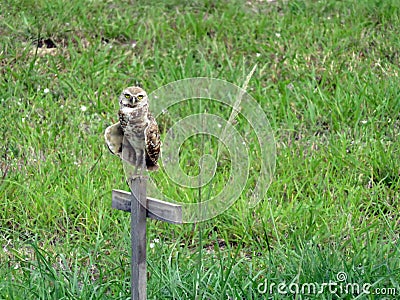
119 86 148 109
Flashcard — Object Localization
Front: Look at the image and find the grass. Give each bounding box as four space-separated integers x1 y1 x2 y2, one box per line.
1 0 399 299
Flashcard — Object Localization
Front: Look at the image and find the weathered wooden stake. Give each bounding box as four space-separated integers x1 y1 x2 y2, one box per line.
129 177 147 300
112 178 182 300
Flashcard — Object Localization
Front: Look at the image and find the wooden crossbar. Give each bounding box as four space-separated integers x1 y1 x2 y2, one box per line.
112 189 183 224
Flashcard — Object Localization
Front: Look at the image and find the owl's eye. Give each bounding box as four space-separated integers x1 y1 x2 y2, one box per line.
137 95 144 100
124 94 131 99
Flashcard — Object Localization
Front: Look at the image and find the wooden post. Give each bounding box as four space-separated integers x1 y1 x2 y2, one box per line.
129 176 147 300
112 179 182 300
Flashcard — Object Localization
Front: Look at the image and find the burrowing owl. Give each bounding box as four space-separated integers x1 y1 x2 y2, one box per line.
104 86 161 172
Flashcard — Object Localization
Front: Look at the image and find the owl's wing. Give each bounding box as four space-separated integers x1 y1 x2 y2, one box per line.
145 113 161 171
104 122 137 165
104 122 123 157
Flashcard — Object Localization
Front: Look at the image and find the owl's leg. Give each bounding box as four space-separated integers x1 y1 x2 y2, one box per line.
139 149 146 177
133 149 146 178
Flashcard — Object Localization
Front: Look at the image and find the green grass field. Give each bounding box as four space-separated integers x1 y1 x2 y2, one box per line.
1 0 399 299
